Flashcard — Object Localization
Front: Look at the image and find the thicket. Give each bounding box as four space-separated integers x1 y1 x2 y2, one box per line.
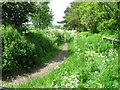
1 2 55 76
2 26 36 74
25 30 64 64
2 26 64 75
10 31 119 88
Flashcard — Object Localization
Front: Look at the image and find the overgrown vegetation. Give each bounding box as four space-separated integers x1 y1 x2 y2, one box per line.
1 1 119 89
2 2 52 32
2 25 64 76
1 1 55 76
4 31 119 88
63 2 120 33
2 26 36 74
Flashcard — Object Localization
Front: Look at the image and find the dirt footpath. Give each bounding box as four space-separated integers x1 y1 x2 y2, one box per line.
2 42 68 86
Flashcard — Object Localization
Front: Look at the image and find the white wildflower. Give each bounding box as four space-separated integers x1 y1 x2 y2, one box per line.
77 48 80 52
99 84 102 88
64 76 68 79
63 57 66 60
66 83 70 87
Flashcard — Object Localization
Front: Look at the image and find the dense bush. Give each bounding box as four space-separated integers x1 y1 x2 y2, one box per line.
42 30 65 46
25 30 55 63
2 26 65 75
53 31 64 45
66 32 74 43
2 26 36 74
11 31 119 88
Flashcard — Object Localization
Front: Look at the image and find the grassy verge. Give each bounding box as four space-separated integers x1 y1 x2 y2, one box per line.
2 28 65 86
25 30 62 65
5 31 119 88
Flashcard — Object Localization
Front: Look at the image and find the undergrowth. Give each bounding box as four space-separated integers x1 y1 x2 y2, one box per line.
3 31 119 88
2 26 64 78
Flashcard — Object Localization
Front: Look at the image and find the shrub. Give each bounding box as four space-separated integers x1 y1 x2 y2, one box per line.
54 32 64 45
66 32 74 43
25 30 55 57
43 30 65 46
97 19 116 32
2 26 36 74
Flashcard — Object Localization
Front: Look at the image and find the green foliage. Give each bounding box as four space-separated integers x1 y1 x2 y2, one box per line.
66 31 74 43
25 30 60 64
12 31 119 88
32 2 53 30
51 32 119 88
63 2 120 33
2 2 36 32
2 26 65 75
53 31 64 46
43 29 65 46
2 26 36 73
2 2 53 32
97 18 116 31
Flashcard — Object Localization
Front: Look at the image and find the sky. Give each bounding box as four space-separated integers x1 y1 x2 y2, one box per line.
49 0 73 25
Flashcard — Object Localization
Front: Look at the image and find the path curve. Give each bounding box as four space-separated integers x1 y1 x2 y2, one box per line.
2 42 68 86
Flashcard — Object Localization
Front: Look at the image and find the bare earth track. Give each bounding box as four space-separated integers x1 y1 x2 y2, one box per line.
2 42 68 86
2 29 77 86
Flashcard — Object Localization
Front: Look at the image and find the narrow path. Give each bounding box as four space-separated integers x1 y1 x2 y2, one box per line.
2 39 68 87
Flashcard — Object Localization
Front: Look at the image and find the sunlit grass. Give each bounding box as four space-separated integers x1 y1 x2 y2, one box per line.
4 31 119 88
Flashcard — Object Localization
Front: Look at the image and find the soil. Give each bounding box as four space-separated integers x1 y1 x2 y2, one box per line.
2 30 77 87
2 42 68 86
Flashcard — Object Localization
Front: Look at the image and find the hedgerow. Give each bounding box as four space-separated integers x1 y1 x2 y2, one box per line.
2 26 36 74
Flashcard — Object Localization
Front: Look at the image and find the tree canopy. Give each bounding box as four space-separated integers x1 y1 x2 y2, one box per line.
2 2 53 31
2 2 36 30
63 2 120 33
32 2 53 30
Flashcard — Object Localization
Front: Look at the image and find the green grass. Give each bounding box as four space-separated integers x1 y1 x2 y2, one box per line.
2 28 64 85
21 29 64 67
25 30 61 65
4 31 119 88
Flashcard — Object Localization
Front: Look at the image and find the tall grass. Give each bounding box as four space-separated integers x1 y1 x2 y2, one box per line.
2 25 65 80
4 31 119 88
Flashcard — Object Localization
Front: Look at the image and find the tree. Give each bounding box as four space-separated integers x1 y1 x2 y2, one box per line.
2 2 36 32
63 2 87 31
32 2 53 30
63 2 120 33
